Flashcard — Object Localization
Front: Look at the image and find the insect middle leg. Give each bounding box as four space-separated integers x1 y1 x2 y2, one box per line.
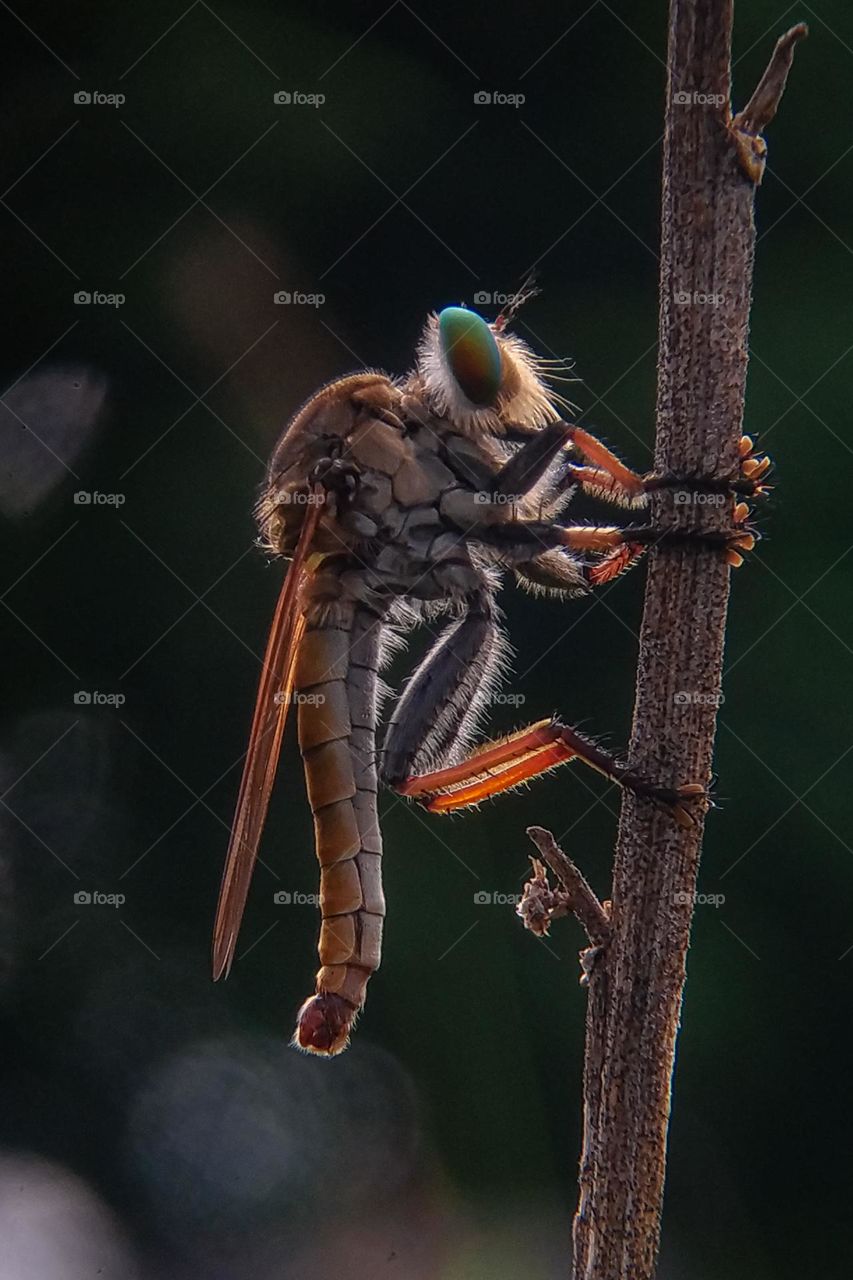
471 515 756 567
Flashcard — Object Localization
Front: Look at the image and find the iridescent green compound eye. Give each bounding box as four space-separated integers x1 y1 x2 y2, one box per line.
438 306 502 406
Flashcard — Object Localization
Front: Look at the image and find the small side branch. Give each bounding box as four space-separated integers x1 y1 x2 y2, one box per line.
734 23 808 135
519 826 611 947
731 23 807 182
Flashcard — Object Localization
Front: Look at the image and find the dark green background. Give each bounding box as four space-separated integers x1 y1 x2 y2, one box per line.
1 3 850 1277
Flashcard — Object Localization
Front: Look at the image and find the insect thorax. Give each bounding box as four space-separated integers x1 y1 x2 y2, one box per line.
258 313 570 614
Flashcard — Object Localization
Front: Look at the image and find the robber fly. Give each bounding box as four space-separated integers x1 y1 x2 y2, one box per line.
212 301 768 1054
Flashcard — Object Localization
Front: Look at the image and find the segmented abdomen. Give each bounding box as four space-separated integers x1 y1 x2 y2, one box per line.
293 606 385 1054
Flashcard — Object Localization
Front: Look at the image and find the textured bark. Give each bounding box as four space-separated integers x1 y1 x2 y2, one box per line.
571 7 805 1279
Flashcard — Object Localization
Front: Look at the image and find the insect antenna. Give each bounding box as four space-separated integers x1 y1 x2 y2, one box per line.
494 270 540 332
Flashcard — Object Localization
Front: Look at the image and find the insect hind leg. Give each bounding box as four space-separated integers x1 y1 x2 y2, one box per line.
399 719 704 826
380 594 509 790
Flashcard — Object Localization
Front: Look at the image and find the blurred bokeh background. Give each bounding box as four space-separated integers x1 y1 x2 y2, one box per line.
1 2 850 1277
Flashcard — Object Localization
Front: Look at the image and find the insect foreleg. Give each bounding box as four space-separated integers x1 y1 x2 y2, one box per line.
498 423 771 513
491 421 574 498
470 518 756 565
562 425 649 500
491 421 654 510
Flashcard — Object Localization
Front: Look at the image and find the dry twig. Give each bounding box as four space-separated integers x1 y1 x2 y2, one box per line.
514 9 805 1278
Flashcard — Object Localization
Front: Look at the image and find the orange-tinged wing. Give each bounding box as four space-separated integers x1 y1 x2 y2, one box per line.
212 494 324 980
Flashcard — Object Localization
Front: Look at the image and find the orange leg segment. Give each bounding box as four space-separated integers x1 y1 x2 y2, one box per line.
561 425 771 508
587 541 648 586
555 525 638 553
423 741 578 812
567 426 647 498
567 465 648 509
398 718 703 825
397 720 560 800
